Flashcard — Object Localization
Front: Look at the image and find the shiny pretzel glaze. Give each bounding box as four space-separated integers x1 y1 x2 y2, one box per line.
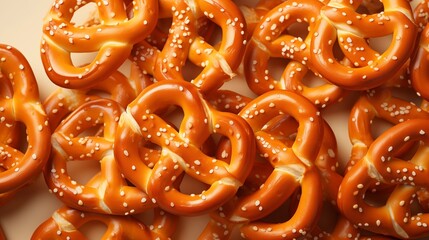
131 0 247 94
338 118 429 239
244 0 345 108
114 81 255 216
31 206 177 239
45 99 154 215
41 0 158 88
411 22 429 101
310 0 417 90
347 88 429 172
200 90 325 240
43 70 138 129
0 44 51 193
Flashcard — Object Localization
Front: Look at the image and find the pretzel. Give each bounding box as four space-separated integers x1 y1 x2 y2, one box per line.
304 215 393 239
310 0 417 90
46 99 155 215
44 70 140 130
239 0 287 35
411 22 429 101
0 44 51 193
414 0 429 32
338 118 429 239
131 0 247 94
347 88 429 172
40 0 158 88
114 80 255 216
201 90 325 239
205 89 252 114
31 206 177 239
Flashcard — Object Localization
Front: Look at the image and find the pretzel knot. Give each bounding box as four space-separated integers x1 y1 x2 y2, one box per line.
338 118 429 239
114 81 255 216
204 90 325 239
31 206 177 239
41 0 158 89
310 0 417 90
0 44 51 193
347 88 429 172
46 99 154 215
131 0 247 94
243 0 345 108
44 70 139 130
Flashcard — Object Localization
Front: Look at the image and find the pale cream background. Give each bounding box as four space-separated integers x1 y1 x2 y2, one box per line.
0 0 355 239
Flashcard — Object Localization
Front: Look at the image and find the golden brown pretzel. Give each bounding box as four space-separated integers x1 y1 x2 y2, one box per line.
414 0 429 32
202 90 325 240
347 88 429 172
43 70 138 130
338 118 429 239
114 80 255 216
31 206 177 239
239 0 287 36
0 44 51 193
131 0 247 94
205 89 253 114
243 0 346 108
40 0 158 88
411 22 429 101
310 0 417 90
46 99 154 215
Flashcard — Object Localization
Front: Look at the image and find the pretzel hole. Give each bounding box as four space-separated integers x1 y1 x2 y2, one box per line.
367 34 392 54
66 159 101 184
285 22 309 41
71 52 98 69
135 207 155 226
183 59 204 82
70 2 99 27
369 118 393 140
268 58 290 81
357 0 384 14
79 220 107 239
301 71 328 88
179 174 209 195
259 188 299 223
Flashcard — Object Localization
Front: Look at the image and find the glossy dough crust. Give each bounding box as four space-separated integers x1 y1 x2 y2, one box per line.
4 0 429 239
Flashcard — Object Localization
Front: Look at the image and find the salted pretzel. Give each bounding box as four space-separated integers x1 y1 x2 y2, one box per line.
239 0 286 35
43 70 140 130
31 206 177 239
46 99 155 215
243 0 346 108
40 0 158 88
205 89 252 114
200 90 325 239
304 215 393 239
114 80 255 216
347 88 429 172
310 0 417 90
338 118 429 239
131 0 247 94
0 44 51 193
414 0 429 32
411 22 429 101
244 0 324 66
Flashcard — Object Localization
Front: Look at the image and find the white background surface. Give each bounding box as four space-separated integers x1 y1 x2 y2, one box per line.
0 0 356 239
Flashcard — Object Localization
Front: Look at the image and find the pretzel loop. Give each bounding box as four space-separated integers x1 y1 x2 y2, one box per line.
46 99 153 215
0 44 51 193
41 0 158 88
115 81 255 216
310 0 417 89
339 119 429 239
205 91 324 239
31 206 177 239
